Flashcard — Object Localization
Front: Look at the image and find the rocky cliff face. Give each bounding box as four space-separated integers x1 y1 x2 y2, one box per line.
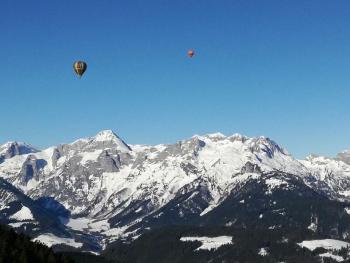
0 142 37 164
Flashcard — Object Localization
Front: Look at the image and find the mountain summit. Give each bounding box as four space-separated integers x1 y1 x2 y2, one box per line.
0 141 38 164
93 130 127 145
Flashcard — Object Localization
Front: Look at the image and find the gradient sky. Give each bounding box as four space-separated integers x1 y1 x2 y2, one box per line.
1 0 350 158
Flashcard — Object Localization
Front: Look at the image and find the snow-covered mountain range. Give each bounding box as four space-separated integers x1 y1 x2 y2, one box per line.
1 130 350 252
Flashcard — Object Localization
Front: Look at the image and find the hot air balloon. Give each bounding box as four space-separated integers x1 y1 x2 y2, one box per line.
187 50 195 58
73 61 87 78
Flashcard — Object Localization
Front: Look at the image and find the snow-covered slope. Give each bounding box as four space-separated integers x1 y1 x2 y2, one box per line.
300 154 350 199
1 130 350 251
0 141 37 165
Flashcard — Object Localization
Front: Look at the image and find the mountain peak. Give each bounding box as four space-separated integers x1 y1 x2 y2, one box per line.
248 136 289 157
205 132 226 138
93 130 131 151
94 130 119 142
0 141 38 154
0 141 38 163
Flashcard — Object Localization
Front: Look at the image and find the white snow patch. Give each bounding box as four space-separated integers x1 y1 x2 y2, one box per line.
265 178 286 190
258 247 269 256
298 239 350 251
9 222 27 228
89 220 110 232
9 206 34 221
67 218 90 231
135 207 143 213
340 190 350 197
0 205 10 210
80 150 103 165
33 233 83 248
132 234 141 240
34 147 56 172
68 218 111 232
200 204 218 216
308 222 317 232
319 252 344 262
180 236 233 251
206 132 226 138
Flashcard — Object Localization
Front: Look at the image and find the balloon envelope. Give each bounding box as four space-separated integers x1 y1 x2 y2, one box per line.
187 50 195 58
73 61 87 77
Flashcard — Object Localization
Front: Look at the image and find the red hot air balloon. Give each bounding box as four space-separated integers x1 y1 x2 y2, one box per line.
73 61 87 78
187 50 195 58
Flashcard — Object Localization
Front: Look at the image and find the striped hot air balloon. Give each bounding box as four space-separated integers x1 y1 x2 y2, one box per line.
73 61 87 78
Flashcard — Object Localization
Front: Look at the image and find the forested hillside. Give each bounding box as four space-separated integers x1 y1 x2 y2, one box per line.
103 226 350 263
0 224 74 263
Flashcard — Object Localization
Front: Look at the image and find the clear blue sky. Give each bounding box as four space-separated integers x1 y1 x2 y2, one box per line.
1 0 350 158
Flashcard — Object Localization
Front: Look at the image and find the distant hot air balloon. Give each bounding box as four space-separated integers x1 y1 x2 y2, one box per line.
73 61 87 78
187 50 195 58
